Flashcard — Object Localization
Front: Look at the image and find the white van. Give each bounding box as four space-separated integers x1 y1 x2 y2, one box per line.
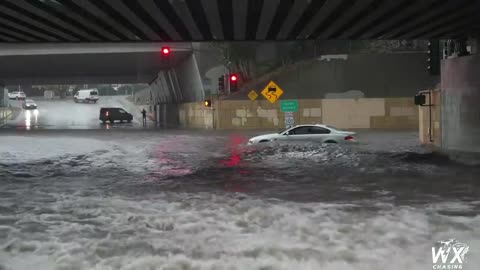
8 91 26 100
74 89 99 103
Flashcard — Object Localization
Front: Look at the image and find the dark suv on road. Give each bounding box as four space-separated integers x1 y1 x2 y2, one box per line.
99 107 133 124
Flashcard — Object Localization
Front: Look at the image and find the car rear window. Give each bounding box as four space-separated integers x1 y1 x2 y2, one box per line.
90 91 98 95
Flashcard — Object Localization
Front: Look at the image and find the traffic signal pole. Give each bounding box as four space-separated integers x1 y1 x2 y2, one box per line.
427 40 440 75
212 100 216 130
226 46 231 95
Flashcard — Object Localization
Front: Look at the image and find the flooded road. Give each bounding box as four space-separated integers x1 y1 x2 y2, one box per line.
3 96 149 130
0 130 479 270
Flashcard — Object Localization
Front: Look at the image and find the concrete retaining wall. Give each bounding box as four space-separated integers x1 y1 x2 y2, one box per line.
179 97 417 130
179 102 214 129
228 53 439 100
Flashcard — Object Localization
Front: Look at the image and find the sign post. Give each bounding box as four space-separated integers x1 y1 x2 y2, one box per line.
280 100 297 129
284 112 295 129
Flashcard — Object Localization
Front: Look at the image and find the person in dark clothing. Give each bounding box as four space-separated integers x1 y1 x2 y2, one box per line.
141 109 147 126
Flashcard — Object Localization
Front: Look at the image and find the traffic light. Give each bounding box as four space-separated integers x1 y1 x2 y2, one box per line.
229 73 238 92
427 40 440 75
161 46 170 56
204 99 212 107
218 75 225 93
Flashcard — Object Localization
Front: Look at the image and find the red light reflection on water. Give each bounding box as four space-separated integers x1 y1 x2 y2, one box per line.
150 140 192 177
219 134 257 193
220 134 248 167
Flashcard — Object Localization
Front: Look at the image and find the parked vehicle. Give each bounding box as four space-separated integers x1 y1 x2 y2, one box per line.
248 124 357 145
99 107 133 124
74 89 99 103
8 91 26 100
22 99 37 110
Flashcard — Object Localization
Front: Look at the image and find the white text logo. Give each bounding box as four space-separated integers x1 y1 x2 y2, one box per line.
432 239 469 269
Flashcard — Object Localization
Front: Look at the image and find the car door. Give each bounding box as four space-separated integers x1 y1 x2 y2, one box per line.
309 126 332 142
118 109 128 120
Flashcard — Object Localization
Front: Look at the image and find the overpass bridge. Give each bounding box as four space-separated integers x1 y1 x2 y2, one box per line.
0 43 193 85
0 0 478 42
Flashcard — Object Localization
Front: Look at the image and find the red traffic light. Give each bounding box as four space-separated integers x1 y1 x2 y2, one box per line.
161 47 170 55
230 74 237 82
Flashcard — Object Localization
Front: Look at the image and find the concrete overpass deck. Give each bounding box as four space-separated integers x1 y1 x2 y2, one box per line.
0 43 193 85
0 0 478 43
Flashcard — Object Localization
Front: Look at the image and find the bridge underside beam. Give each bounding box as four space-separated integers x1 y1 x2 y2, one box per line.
0 50 191 85
0 0 478 43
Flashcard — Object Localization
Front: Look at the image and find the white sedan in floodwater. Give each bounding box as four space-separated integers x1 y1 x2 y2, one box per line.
248 124 357 145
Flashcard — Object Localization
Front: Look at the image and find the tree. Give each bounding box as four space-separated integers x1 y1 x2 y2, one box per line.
97 85 116 96
117 85 133 95
209 42 256 82
353 40 428 53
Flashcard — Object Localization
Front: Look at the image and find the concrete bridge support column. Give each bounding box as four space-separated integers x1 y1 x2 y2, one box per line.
173 53 204 102
441 53 480 162
134 52 204 128
0 83 8 107
0 83 10 126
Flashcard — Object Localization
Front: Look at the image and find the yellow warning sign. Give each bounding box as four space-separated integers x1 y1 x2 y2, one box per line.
261 80 284 103
248 90 258 101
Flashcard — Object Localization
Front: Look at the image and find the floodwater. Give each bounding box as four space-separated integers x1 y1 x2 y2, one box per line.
3 96 148 130
0 130 479 270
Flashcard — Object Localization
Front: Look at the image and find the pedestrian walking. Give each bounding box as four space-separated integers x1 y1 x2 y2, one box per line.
141 109 147 126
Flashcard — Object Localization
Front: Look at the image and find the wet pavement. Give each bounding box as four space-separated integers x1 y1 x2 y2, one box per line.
2 96 153 130
0 127 479 270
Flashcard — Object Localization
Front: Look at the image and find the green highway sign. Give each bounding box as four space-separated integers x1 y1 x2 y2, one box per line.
280 100 298 112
